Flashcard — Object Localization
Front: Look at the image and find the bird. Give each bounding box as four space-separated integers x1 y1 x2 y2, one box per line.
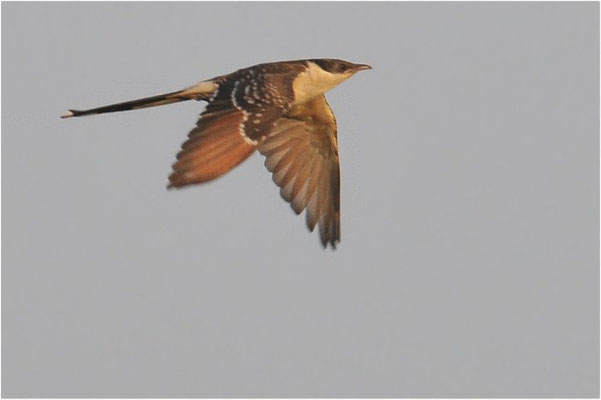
61 59 372 248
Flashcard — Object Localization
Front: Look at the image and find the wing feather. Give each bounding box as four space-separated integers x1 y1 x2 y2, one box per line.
168 105 256 188
167 86 342 248
258 95 341 248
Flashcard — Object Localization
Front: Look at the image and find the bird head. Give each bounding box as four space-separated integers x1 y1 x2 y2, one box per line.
310 59 372 76
291 59 372 104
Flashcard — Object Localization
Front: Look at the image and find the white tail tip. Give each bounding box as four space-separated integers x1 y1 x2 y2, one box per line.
60 110 74 119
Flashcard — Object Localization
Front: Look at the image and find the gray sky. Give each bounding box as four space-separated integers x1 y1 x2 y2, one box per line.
2 2 599 397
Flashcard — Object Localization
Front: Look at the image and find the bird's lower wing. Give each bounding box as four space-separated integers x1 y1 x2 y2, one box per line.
258 95 340 248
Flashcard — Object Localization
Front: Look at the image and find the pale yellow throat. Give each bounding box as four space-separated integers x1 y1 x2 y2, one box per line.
292 62 353 104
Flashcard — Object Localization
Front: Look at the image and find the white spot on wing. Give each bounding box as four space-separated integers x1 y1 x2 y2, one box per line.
231 80 257 145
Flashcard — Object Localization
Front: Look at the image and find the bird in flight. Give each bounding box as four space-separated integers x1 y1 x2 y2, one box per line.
62 59 371 248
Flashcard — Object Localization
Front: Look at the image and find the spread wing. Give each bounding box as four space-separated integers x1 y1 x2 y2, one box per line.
168 72 290 188
258 95 341 249
167 96 257 187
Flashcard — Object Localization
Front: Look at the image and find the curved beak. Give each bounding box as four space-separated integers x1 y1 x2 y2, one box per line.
353 63 372 71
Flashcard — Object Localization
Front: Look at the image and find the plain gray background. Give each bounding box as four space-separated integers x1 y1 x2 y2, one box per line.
2 2 599 397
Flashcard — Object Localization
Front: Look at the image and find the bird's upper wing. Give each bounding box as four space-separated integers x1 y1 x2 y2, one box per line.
168 72 291 188
258 95 341 248
168 97 257 187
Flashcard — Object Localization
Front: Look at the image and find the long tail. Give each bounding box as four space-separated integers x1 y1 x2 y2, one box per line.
60 81 218 119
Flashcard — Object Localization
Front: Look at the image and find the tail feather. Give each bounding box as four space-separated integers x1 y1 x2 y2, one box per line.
60 81 218 118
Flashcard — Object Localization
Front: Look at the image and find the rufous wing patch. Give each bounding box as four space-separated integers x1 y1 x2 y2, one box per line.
168 109 256 187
